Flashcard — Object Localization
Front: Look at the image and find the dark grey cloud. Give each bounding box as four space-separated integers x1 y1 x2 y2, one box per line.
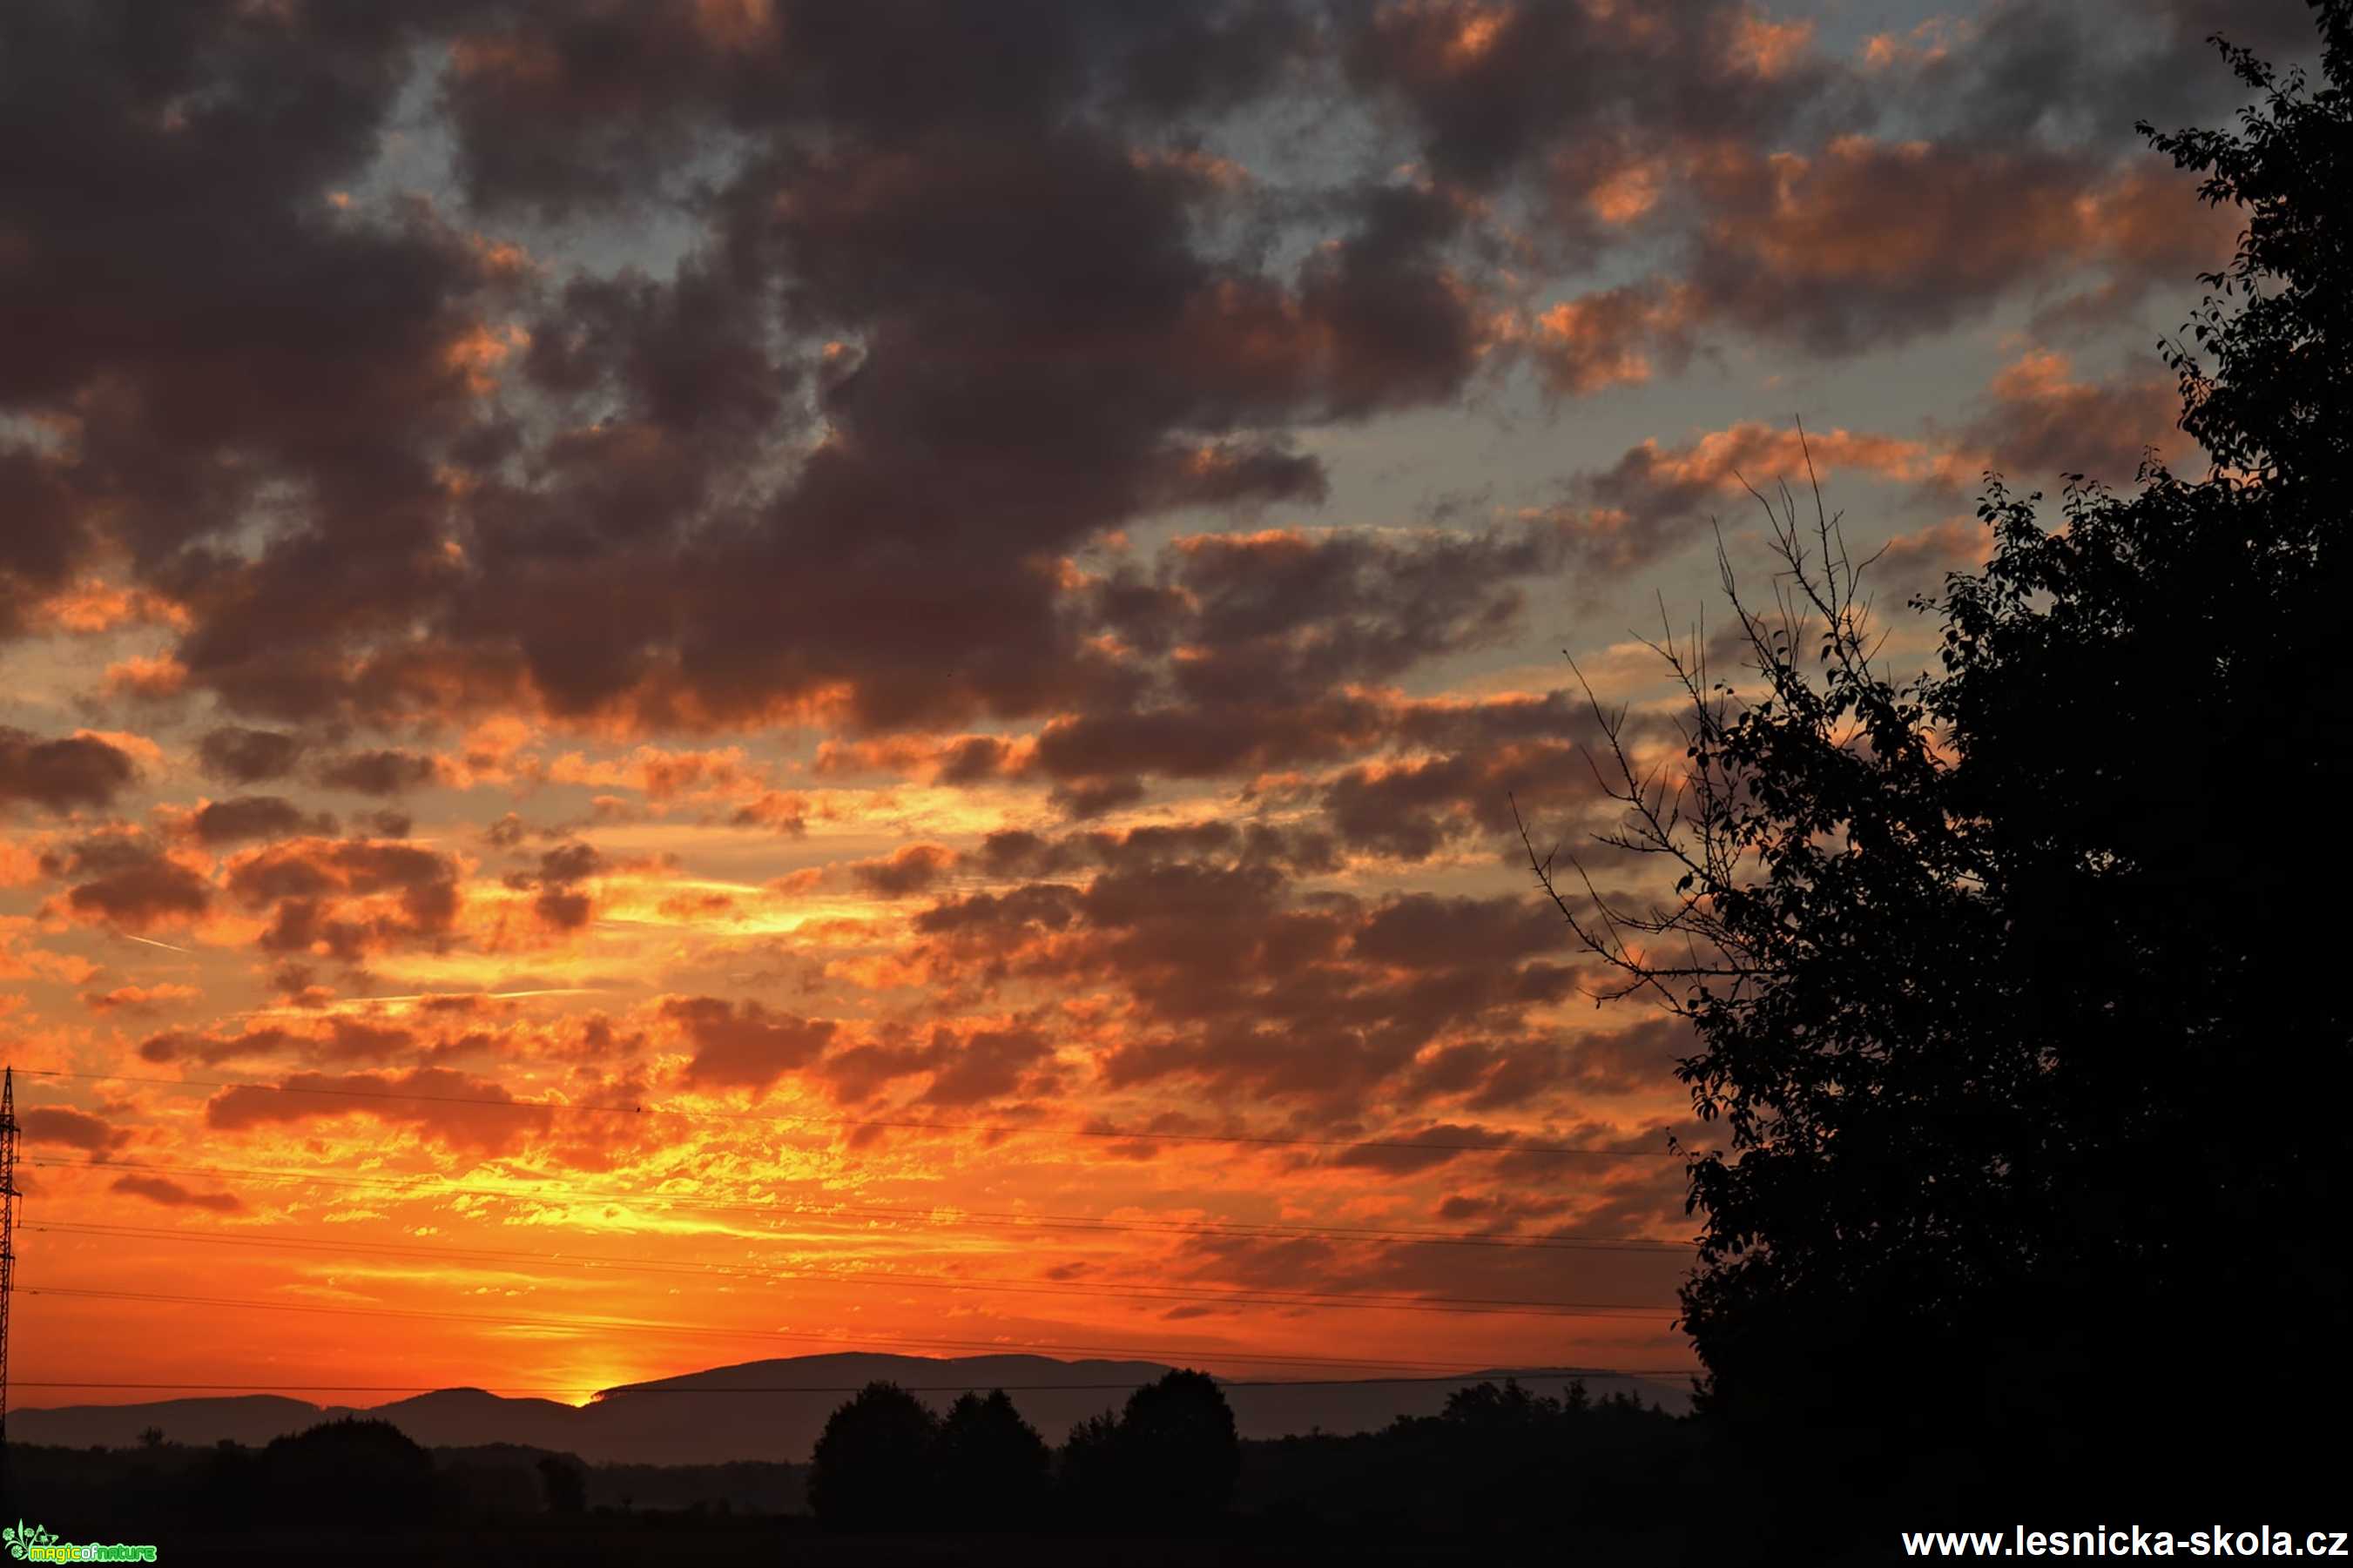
198 726 304 784
313 748 438 796
2 0 2310 749
190 794 337 845
663 994 837 1093
914 841 1586 1111
43 833 211 929
204 1066 556 1154
1094 521 1565 710
0 727 139 812
224 835 464 960
23 1105 131 1154
111 1174 243 1212
1336 0 1846 198
506 839 603 929
814 1022 1055 1107
0 0 1544 742
846 844 959 899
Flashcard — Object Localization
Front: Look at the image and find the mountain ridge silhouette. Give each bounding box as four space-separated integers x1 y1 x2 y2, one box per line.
15 1352 1691 1464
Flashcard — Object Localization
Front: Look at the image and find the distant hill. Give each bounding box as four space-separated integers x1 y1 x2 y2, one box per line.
13 1352 1689 1464
11 1394 334 1450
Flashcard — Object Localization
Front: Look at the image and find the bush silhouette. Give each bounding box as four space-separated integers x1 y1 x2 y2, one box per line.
807 1381 939 1531
259 1417 435 1529
933 1390 1049 1530
536 1453 587 1515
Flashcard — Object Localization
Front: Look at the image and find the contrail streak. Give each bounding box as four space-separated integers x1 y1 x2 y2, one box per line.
116 931 191 953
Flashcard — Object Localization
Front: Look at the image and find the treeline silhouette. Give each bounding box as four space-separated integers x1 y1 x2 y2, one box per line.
10 1380 1696 1559
1247 1377 1689 1550
7 1420 797 1536
808 1370 1238 1532
803 1371 1695 1545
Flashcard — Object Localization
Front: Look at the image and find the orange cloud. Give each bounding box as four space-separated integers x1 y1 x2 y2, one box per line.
0 838 44 887
31 579 191 635
0 917 101 984
1529 284 1697 394
101 652 189 699
1726 9 1813 78
444 321 531 396
82 980 203 1013
1614 421 1980 494
203 1066 561 1154
1586 158 1665 225
1859 15 1969 71
549 744 774 805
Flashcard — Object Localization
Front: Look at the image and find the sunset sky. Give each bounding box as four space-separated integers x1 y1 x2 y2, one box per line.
0 0 2305 1406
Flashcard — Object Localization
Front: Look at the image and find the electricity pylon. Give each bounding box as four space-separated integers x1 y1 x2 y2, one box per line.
1 1066 18 1505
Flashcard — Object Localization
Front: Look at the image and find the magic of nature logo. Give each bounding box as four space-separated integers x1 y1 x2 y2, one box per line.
3 1520 158 1563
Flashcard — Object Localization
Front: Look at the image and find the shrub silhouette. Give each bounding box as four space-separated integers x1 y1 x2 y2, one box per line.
933 1390 1049 1530
259 1417 435 1529
807 1380 939 1531
187 1439 266 1528
536 1453 587 1516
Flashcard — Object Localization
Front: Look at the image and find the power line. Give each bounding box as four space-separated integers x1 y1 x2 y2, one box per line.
28 1221 1682 1321
22 1068 1691 1161
30 1156 1696 1255
24 1285 1654 1375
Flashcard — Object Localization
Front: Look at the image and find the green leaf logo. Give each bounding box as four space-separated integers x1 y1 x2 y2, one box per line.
3 1521 58 1559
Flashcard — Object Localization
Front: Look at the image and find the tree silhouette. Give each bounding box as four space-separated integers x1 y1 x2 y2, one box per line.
1525 0 2353 1514
259 1418 435 1529
1441 1377 1560 1432
1114 1369 1241 1526
934 1389 1050 1530
807 1381 939 1531
1056 1370 1239 1528
1056 1408 1126 1523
